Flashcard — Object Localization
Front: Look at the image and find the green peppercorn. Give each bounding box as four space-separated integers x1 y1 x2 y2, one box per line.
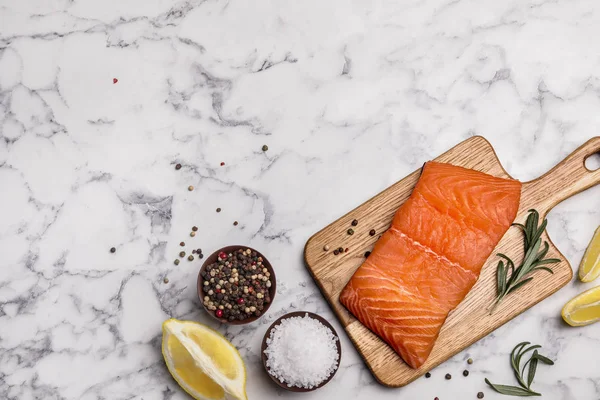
188 255 194 261
174 259 180 265
262 145 268 151
347 228 354 235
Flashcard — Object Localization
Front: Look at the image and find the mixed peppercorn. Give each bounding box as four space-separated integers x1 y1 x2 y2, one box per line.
201 248 273 322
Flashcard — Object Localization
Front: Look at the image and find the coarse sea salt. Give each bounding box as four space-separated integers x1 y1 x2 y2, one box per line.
264 313 339 389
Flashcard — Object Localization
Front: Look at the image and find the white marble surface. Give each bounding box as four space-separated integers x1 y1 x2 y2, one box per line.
2 1 600 399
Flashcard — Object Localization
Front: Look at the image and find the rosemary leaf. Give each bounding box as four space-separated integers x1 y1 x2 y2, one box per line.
527 350 539 388
485 379 541 397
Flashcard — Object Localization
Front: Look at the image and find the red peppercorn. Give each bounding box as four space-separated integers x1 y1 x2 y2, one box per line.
215 309 223 318
252 261 256 265
237 298 245 305
220 162 225 166
113 78 118 84
218 252 227 260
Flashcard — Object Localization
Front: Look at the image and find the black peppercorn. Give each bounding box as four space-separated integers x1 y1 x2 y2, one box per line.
175 163 181 170
425 372 431 378
364 251 371 258
445 373 451 380
369 229 376 236
463 370 469 377
180 242 185 246
477 393 484 399
351 219 358 226
333 249 339 255
192 226 198 231
110 247 116 253
216 208 221 212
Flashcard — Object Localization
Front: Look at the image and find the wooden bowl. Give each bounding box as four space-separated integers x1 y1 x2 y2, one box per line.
197 245 276 325
261 311 342 392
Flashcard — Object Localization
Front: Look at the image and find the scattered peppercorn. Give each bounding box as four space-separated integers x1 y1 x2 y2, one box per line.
220 162 225 166
351 219 358 226
199 253 204 259
347 228 354 235
434 398 439 400
197 249 202 254
188 255 194 261
425 372 431 378
180 242 185 247
188 185 194 191
324 245 330 251
463 370 469 377
369 229 376 236
192 226 198 232
233 221 238 226
364 251 371 258
262 145 268 151
344 248 349 253
333 249 339 255
179 251 186 257
445 373 451 380
174 259 180 265
190 231 196 237
113 78 118 84
163 277 169 284
477 393 484 399
110 247 116 253
175 163 181 170
216 208 221 213
467 358 473 365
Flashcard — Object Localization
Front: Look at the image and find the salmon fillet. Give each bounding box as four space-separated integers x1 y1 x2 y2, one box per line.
339 161 521 368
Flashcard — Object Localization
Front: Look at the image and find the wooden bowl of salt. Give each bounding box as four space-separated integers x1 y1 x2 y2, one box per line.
261 311 342 392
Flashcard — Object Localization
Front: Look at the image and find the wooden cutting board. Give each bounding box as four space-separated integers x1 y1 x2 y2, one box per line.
304 136 600 387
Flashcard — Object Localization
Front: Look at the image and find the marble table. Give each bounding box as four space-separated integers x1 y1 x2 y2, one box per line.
1 1 600 399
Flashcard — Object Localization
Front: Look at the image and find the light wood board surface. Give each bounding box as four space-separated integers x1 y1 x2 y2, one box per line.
304 136 600 387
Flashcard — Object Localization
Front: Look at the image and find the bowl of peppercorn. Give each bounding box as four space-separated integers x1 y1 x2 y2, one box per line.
198 246 276 325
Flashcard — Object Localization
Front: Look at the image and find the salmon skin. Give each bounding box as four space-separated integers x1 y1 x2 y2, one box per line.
339 162 521 369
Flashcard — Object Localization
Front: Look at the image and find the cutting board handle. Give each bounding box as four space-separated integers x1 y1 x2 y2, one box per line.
523 137 600 215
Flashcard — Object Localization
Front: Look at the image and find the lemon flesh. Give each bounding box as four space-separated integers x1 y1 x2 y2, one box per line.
162 319 247 400
578 226 600 282
562 286 600 327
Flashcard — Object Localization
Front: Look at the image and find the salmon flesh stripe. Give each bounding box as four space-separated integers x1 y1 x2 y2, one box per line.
339 161 521 369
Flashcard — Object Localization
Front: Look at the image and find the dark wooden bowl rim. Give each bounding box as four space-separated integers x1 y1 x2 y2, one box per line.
197 245 276 325
261 311 342 392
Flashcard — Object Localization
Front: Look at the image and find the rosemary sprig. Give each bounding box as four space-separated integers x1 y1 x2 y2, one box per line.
485 341 555 396
490 209 560 313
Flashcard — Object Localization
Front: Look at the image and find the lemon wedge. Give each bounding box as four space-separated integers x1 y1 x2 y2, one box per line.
562 286 600 327
162 319 247 400
578 226 600 282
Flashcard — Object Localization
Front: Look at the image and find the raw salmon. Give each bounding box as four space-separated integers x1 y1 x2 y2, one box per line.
339 162 521 368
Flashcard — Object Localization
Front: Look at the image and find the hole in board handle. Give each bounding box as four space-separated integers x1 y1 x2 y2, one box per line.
585 153 600 171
